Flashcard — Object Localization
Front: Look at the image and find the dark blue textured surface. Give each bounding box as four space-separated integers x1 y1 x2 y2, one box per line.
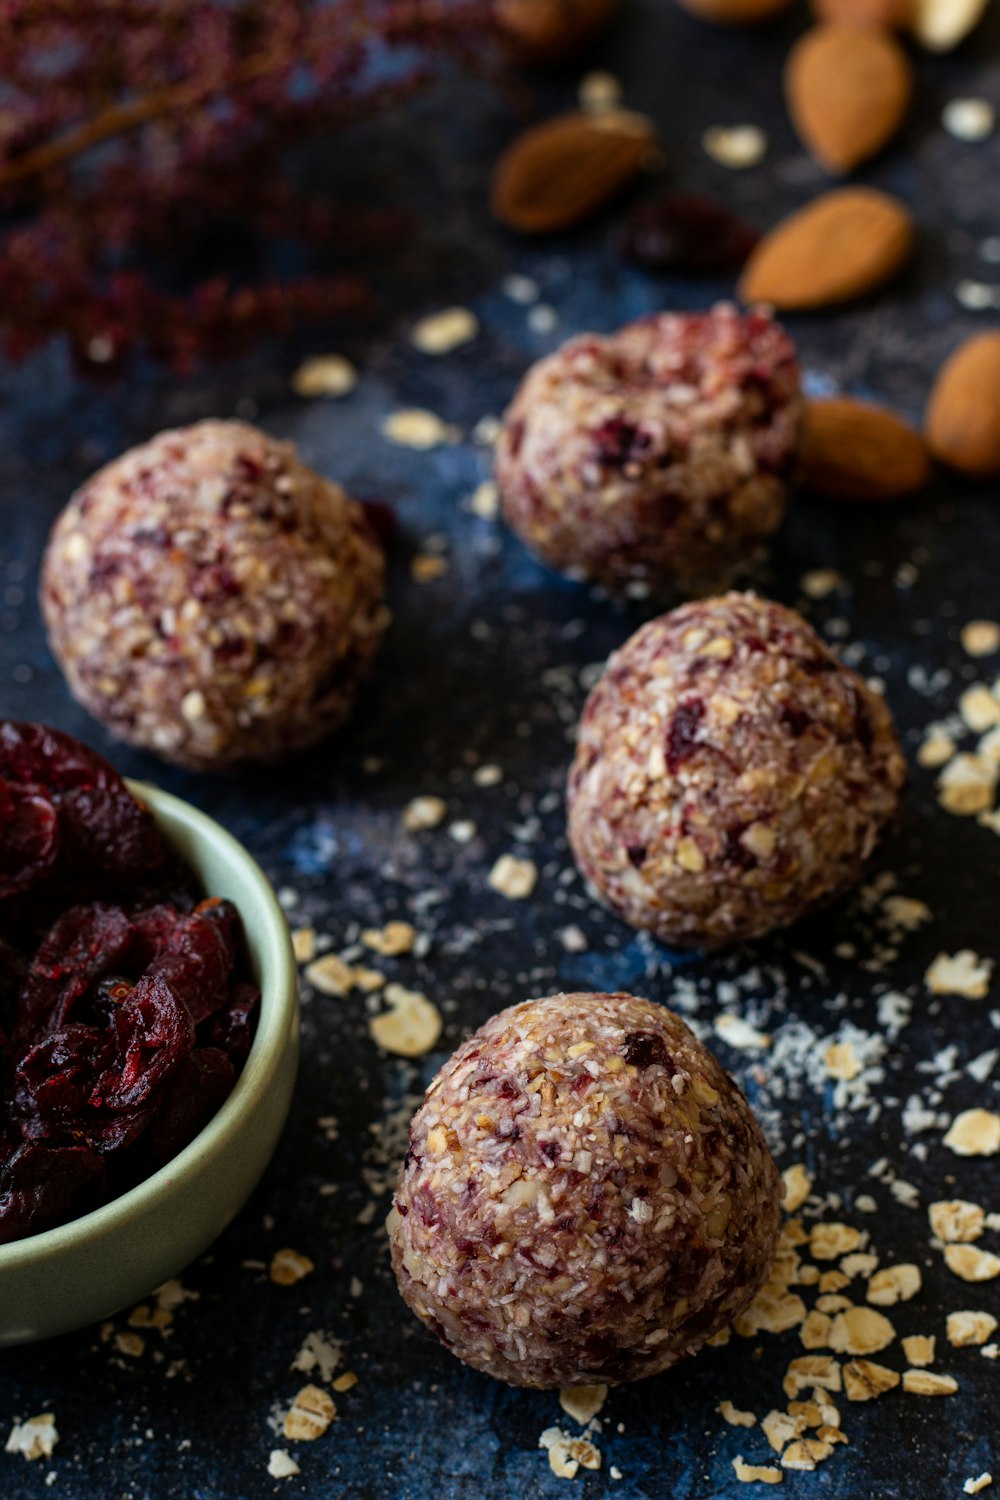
2 2 1000 1494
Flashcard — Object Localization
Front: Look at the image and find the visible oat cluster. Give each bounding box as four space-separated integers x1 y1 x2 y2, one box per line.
388 990 782 1388
568 593 907 949
494 304 801 596
41 420 388 769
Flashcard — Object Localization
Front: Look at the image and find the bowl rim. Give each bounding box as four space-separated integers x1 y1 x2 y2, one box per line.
0 780 297 1269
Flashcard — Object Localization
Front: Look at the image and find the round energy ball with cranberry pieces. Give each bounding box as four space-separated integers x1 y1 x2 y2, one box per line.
41 420 389 770
567 593 907 950
493 303 801 597
388 990 782 1389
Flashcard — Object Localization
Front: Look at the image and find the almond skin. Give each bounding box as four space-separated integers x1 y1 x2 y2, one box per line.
738 187 915 310
812 0 914 29
675 0 794 22
801 398 931 500
495 0 619 64
785 24 912 174
491 111 658 235
925 333 1000 477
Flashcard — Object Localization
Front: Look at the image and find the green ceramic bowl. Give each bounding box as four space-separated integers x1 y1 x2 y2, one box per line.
0 782 299 1346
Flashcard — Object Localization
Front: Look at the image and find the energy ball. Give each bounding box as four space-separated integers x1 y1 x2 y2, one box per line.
568 592 906 949
388 991 781 1388
41 420 388 770
493 303 801 596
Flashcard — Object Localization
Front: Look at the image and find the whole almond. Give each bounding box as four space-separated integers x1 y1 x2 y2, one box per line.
925 333 1000 476
911 0 989 49
495 0 619 64
675 0 794 22
801 398 931 500
491 111 658 234
812 0 914 27
785 24 913 174
738 187 915 310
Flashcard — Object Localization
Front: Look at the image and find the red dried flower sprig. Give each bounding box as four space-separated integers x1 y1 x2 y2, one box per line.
0 0 494 371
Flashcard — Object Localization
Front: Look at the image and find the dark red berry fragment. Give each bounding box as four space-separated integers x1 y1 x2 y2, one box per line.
621 193 759 276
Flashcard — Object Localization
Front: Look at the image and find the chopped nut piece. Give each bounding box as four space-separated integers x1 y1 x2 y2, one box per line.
810 1223 864 1260
947 1310 998 1346
403 795 448 832
488 854 538 900
270 1248 315 1286
901 1369 958 1396
411 306 479 355
291 926 317 964
781 1164 812 1213
5 1414 59 1461
828 1306 896 1356
719 1400 757 1428
733 1456 783 1485
943 1108 1000 1156
267 1450 301 1479
842 1359 900 1401
381 408 460 449
929 1199 986 1242
559 1384 608 1425
944 1244 1000 1282
925 950 993 999
283 1385 336 1441
292 354 357 398
866 1264 921 1306
715 1013 771 1051
368 983 443 1058
361 921 416 956
901 1335 935 1367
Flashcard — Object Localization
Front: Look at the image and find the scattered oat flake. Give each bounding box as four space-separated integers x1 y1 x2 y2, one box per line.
919 728 958 768
403 795 447 832
368 982 442 1058
291 926 317 964
270 1248 314 1286
828 1306 896 1356
781 1438 835 1472
559 1385 608 1425
823 1041 862 1081
715 1013 771 1051
902 1369 958 1396
469 480 499 518
943 98 995 141
291 354 357 398
783 1355 842 1399
843 1359 900 1401
5 1415 58 1461
304 953 355 997
267 1450 301 1479
866 1264 921 1306
811 1223 863 1260
944 1243 1000 1282
902 1334 936 1366
703 124 767 168
381 408 460 449
539 1426 601 1479
411 306 478 355
801 568 841 600
781 1164 812 1213
733 1456 783 1484
930 1199 985 1243
488 854 538 900
926 951 993 999
114 1330 145 1357
579 69 622 113
291 1330 343 1383
411 553 449 583
473 763 502 786
962 620 1000 657
283 1385 336 1442
361 921 416 957
947 1310 998 1346
332 1371 358 1393
943 1108 1000 1156
938 752 998 815
719 1400 757 1428
964 1477 994 1496
960 684 1000 732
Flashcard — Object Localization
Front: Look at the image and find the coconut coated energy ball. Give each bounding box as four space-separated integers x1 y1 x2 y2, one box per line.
388 990 782 1388
493 303 801 596
41 420 388 770
568 593 906 949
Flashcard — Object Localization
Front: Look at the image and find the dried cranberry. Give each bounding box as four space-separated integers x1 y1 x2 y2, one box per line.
96 974 194 1109
622 1031 675 1070
206 981 259 1066
0 1140 106 1246
665 699 705 773
146 1048 235 1167
0 781 59 898
592 415 654 469
57 783 164 875
620 193 759 276
15 904 135 1044
148 898 239 1024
